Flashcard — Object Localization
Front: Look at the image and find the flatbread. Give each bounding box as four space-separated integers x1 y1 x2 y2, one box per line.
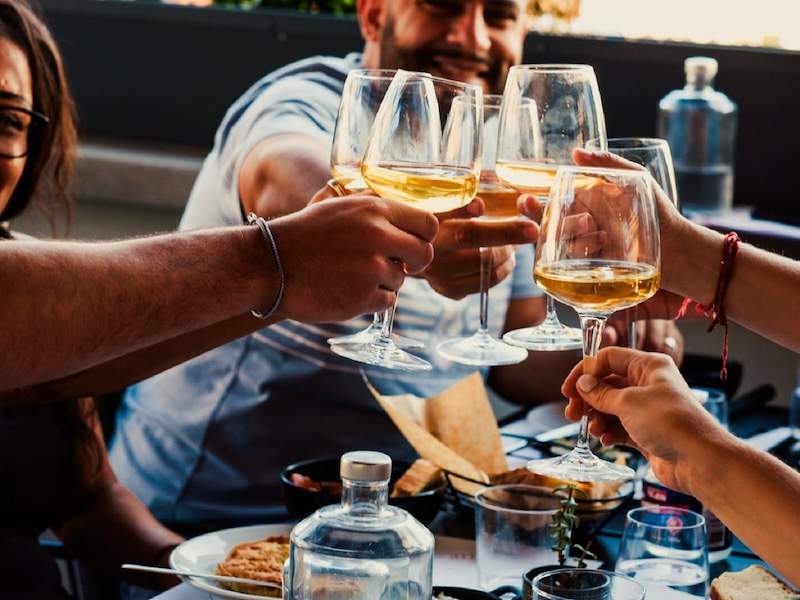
215 536 289 597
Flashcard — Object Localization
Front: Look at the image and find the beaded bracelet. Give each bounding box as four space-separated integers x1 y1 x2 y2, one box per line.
247 212 285 320
677 231 740 380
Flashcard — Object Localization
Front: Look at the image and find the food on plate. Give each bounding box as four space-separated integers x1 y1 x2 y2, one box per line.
489 468 625 503
391 459 443 497
290 472 342 495
710 565 799 600
215 536 290 597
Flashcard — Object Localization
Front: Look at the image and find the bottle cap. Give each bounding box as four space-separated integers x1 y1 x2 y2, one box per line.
340 451 392 482
685 56 718 87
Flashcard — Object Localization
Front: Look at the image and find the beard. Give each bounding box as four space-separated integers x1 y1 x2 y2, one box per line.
377 15 510 95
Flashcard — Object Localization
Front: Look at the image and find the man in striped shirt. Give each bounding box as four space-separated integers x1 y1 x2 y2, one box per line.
110 0 683 528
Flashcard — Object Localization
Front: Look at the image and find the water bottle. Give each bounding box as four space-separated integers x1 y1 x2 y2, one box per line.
658 57 738 215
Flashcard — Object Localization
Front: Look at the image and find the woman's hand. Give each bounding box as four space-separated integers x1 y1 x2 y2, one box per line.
561 347 730 495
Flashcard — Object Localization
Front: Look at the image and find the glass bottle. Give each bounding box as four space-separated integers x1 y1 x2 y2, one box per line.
658 57 738 216
285 451 434 600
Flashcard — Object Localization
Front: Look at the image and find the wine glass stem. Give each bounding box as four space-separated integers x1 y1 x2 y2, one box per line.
627 307 638 349
543 295 561 327
577 314 607 451
478 246 491 334
377 291 401 345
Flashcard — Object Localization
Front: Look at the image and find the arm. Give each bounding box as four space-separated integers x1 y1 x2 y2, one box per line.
54 402 183 589
562 347 800 586
1 197 438 393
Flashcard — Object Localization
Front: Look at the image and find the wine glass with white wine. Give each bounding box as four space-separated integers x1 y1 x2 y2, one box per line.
331 70 483 371
327 69 423 350
585 137 678 350
530 166 661 482
497 64 606 352
436 94 530 366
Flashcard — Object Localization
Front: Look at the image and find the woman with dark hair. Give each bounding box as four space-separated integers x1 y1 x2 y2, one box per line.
0 2 185 597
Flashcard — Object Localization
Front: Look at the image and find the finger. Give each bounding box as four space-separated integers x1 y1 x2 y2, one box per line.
574 371 629 416
379 258 406 293
561 213 599 238
436 197 484 221
429 252 516 299
565 396 585 422
573 148 646 172
383 201 440 243
383 229 436 274
602 324 619 348
428 245 513 279
366 289 398 314
517 194 544 222
566 230 607 258
435 219 538 252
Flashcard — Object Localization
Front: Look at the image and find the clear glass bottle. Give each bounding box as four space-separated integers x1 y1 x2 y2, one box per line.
285 451 434 600
658 57 738 215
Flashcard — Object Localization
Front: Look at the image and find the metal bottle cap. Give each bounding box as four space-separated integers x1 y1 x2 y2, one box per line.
685 56 718 87
340 451 392 482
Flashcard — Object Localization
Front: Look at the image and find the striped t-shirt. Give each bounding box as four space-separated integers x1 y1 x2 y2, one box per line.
110 53 543 526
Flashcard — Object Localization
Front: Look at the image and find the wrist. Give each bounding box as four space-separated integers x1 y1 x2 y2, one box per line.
663 216 723 305
679 427 739 500
242 225 281 316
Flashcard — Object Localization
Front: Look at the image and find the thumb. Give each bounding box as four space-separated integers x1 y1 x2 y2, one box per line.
573 148 645 172
436 197 483 221
576 374 620 415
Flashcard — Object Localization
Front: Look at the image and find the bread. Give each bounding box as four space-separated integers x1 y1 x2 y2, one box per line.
215 536 290 597
710 565 799 600
391 459 443 497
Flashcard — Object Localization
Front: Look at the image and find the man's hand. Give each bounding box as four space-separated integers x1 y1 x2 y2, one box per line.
604 317 685 366
420 198 539 300
561 347 729 495
270 196 438 323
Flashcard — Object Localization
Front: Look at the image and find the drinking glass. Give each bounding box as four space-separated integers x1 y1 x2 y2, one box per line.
528 569 645 600
475 485 561 591
584 137 678 349
497 64 607 352
616 506 709 598
529 166 661 482
436 94 529 366
327 69 423 350
332 70 483 371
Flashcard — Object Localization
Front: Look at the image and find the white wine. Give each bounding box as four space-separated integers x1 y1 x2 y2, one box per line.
495 161 559 197
361 163 478 213
331 164 369 193
477 174 520 221
535 259 660 313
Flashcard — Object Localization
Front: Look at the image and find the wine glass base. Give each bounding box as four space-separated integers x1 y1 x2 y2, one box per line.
436 332 528 366
331 340 432 372
526 451 635 483
328 326 424 349
503 323 583 351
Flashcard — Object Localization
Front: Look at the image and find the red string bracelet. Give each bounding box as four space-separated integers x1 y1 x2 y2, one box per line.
676 231 740 381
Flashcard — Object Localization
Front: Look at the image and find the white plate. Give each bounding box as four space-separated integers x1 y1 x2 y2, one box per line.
169 523 293 600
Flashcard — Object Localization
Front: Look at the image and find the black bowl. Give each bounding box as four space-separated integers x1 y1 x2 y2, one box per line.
280 457 444 525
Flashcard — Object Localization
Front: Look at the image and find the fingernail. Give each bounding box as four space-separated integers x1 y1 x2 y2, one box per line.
577 374 598 392
522 222 537 240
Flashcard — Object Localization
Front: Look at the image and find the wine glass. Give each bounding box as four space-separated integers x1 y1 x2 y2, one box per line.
529 166 661 482
496 64 607 352
585 137 678 349
436 94 529 366
331 70 483 371
327 69 423 350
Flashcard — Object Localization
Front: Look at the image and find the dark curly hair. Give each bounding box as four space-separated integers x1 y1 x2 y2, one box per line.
0 1 100 482
0 0 76 226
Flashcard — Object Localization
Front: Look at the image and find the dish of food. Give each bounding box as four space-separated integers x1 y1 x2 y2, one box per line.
170 524 293 600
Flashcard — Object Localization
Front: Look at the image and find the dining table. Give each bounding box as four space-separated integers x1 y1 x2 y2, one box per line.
150 402 791 600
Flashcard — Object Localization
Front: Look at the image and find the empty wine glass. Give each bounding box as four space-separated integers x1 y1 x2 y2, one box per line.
585 137 678 349
529 166 661 482
332 70 483 371
327 69 423 350
497 65 607 352
436 94 529 366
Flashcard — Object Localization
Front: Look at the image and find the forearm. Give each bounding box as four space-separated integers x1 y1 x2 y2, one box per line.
1 227 275 391
667 220 800 352
56 483 183 587
12 314 276 402
239 134 330 217
687 434 800 586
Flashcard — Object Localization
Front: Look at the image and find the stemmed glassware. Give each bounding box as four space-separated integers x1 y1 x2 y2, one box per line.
327 69 423 350
528 166 661 482
332 70 483 371
585 137 678 349
496 64 607 352
436 94 529 367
